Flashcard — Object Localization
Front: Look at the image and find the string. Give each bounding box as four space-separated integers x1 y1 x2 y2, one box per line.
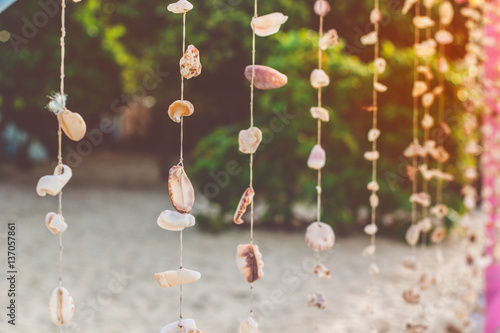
436 21 445 206
179 230 183 319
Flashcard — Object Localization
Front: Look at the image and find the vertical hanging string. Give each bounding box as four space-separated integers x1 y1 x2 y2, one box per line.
436 22 445 206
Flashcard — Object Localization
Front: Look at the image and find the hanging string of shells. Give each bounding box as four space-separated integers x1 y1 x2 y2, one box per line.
234 3 288 332
36 0 86 330
154 1 203 332
304 0 338 317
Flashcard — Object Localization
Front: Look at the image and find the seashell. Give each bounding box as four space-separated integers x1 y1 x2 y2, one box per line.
45 212 67 234
439 1 454 26
435 30 454 45
404 141 425 158
168 165 195 214
310 107 330 122
403 287 421 304
406 165 418 182
239 316 259 333
161 319 200 333
433 170 454 182
307 144 326 170
364 224 378 236
370 193 379 208
370 9 382 24
417 217 432 233
157 210 195 231
432 85 444 96
251 12 288 37
415 39 437 58
418 164 433 181
464 167 478 181
155 268 201 288
421 114 434 129
417 66 434 81
167 0 193 13
464 195 476 211
305 222 335 251
406 225 421 246
363 245 376 256
374 82 387 92
367 180 379 192
307 292 326 309
236 244 264 283
431 226 446 244
364 150 380 161
437 56 449 73
59 110 86 142
430 146 450 163
465 141 482 155
402 0 418 14
319 29 339 50
369 263 380 276
244 65 287 90
423 0 435 9
368 128 380 142
413 16 435 29
314 0 331 16
313 263 331 279
234 187 255 225
406 323 427 333
422 93 435 108
374 58 386 74
360 31 378 46
48 287 75 325
430 204 448 219
239 127 263 154
168 100 194 123
409 192 431 207
36 165 72 197
412 81 428 97
310 69 330 89
402 256 419 270
363 105 378 112
417 272 435 290
179 45 201 79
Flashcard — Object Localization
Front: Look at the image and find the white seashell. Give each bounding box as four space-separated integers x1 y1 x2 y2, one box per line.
155 268 201 288
374 58 386 74
369 193 379 208
363 245 376 256
236 244 264 283
239 127 263 154
439 1 454 26
402 0 418 14
422 93 435 108
360 31 378 46
234 187 255 225
364 150 380 161
59 110 86 142
45 212 67 234
168 100 194 123
464 167 478 181
403 141 425 158
179 45 201 79
157 210 195 231
370 8 382 24
437 56 449 73
369 263 380 276
251 12 288 37
168 165 195 214
36 165 72 197
307 144 326 170
423 0 435 9
307 292 326 309
367 180 379 192
367 128 380 142
314 0 331 17
319 29 339 50
167 0 193 14
412 81 428 97
415 39 437 58
435 30 454 45
160 319 200 333
403 287 421 304
364 224 378 236
417 218 432 233
305 222 335 251
430 204 448 219
402 256 419 270
48 287 75 325
313 263 331 279
374 82 387 92
406 225 421 246
413 16 435 29
421 113 434 129
409 192 431 207
239 316 259 333
310 107 329 122
417 65 434 81
310 69 330 89
430 226 446 244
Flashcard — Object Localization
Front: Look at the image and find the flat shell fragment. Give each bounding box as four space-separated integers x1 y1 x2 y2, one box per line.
239 126 263 154
360 31 378 45
167 0 193 13
307 144 326 170
59 110 86 142
36 165 72 197
239 316 259 333
157 210 195 231
313 263 331 279
422 93 435 108
412 81 428 97
307 292 326 309
413 16 435 29
415 39 437 58
374 58 386 74
155 268 201 288
179 45 201 79
310 69 330 89
168 100 194 123
374 82 387 92
236 244 264 283
403 255 420 270
161 319 200 333
234 187 255 224
245 65 287 90
48 287 75 325
310 107 330 122
367 180 379 191
251 12 288 37
364 150 380 161
45 212 68 234
435 30 454 45
439 1 454 26
368 128 381 142
168 165 195 214
305 222 335 251
319 29 339 50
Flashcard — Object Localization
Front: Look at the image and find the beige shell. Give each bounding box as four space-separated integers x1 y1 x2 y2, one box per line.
423 0 435 8
439 1 454 26
374 58 386 74
370 8 382 24
369 263 380 276
45 212 67 234
36 164 72 197
422 93 435 108
239 316 259 333
157 210 195 231
402 0 417 14
310 69 330 89
314 0 330 16
435 30 454 45
160 319 200 333
370 193 379 208
417 272 436 290
402 255 420 270
417 217 432 233
364 224 378 236
251 13 288 37
310 107 330 122
415 39 437 58
244 65 287 90
374 82 387 92
402 287 421 304
437 56 449 73
167 0 193 13
155 268 201 288
239 127 262 154
367 180 379 191
59 110 86 142
432 85 444 96
48 287 75 325
403 141 425 158
421 114 434 129
406 225 421 246
313 263 331 279
431 226 446 244
363 245 376 256
236 244 264 283
360 31 378 46
234 187 255 225
319 29 339 50
430 204 448 219
307 144 326 170
413 16 435 29
409 192 431 207
168 165 195 214
180 45 202 79
305 222 335 251
168 100 194 123
364 150 380 161
307 292 326 309
412 81 428 97
431 146 450 163
367 128 380 142
417 65 434 80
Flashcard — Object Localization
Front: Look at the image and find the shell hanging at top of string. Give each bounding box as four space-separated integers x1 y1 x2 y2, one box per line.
251 13 288 37
314 0 331 17
167 0 193 13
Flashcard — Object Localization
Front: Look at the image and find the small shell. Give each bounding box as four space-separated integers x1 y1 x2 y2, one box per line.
363 245 376 256
402 256 419 270
439 122 451 136
168 165 195 214
168 100 194 123
431 146 450 163
310 107 330 122
245 65 287 90
421 114 434 129
161 319 200 333
157 210 195 231
431 226 446 244
402 287 421 304
412 81 428 97
417 272 435 290
314 0 330 16
432 85 444 96
409 192 431 207
406 225 421 246
374 58 386 74
364 224 378 236
307 292 326 309
155 268 201 288
403 141 425 158
367 180 379 191
360 31 378 46
233 188 255 225
239 127 263 154
369 263 380 276
36 165 72 197
439 1 454 26
313 263 331 279
430 204 448 219
167 0 193 13
239 316 259 333
374 82 388 92
319 29 339 50
364 150 380 161
307 144 326 170
48 287 75 325
413 16 435 29
179 45 201 79
368 128 380 142
435 30 454 45
423 0 435 9
422 93 435 108
370 9 382 24
310 69 330 89
402 0 418 14
45 212 67 234
305 222 335 251
437 56 449 73
369 193 379 208
251 12 288 37
415 39 437 58
236 244 264 283
464 167 478 181
59 110 86 142
417 66 434 81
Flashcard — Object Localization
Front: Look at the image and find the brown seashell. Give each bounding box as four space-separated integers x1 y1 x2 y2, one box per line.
439 122 451 136
234 187 255 225
406 165 418 182
251 12 288 37
310 107 329 122
307 292 326 309
403 287 421 304
239 126 262 154
179 45 202 79
406 224 421 246
439 1 454 26
236 244 264 283
431 226 446 244
305 222 335 251
431 146 450 163
319 29 339 50
168 165 195 214
161 319 200 333
406 322 427 333
59 110 86 142
168 100 194 123
245 65 287 90
314 0 330 17
313 263 331 279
